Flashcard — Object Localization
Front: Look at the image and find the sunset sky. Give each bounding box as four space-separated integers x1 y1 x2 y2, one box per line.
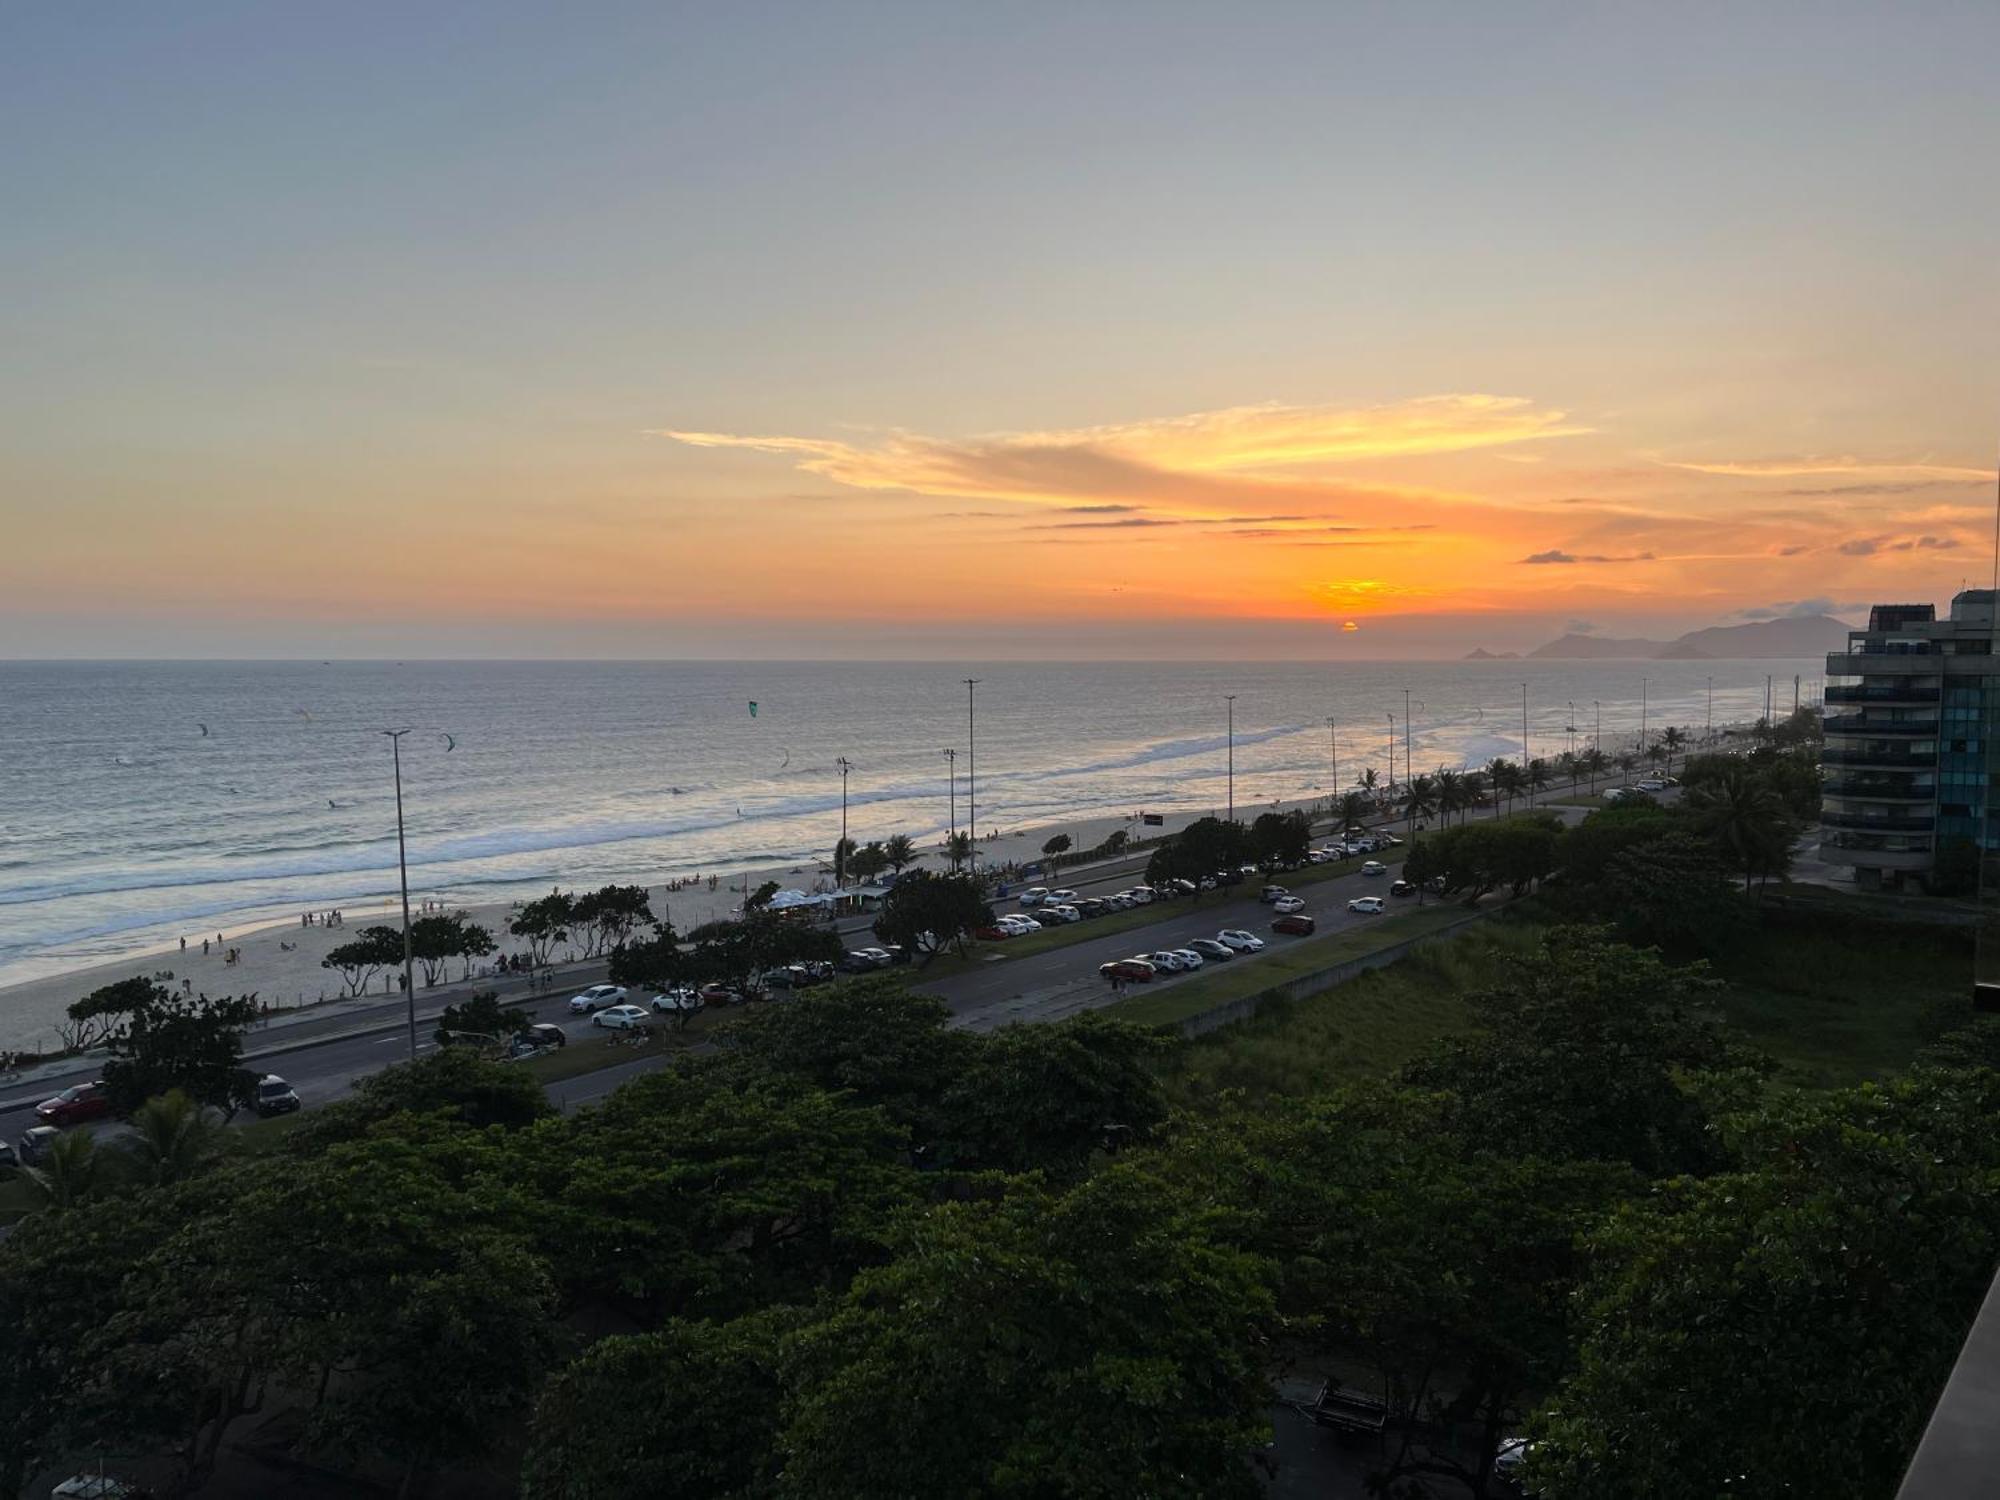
4 2 1996 658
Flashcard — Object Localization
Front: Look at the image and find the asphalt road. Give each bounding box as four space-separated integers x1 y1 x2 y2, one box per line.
920 860 1414 1030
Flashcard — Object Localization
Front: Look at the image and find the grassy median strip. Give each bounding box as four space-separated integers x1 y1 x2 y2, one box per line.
922 848 1417 980
1103 900 1478 1030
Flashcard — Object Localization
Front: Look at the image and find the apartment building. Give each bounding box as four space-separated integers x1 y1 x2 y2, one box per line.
1822 591 1998 891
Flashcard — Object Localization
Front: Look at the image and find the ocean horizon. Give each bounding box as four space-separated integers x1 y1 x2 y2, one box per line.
0 657 1822 994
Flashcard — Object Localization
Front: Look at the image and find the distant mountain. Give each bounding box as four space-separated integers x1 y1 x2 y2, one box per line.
1675 615 1852 657
1523 614 1851 661
1526 633 1673 660
1462 647 1519 660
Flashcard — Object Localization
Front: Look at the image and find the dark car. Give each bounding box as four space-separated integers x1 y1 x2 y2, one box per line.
1259 885 1290 904
252 1074 301 1117
1389 879 1416 898
1271 913 1317 936
1213 868 1245 887
35 1081 112 1127
519 1022 568 1050
19 1126 59 1165
839 950 878 974
699 983 745 1007
1075 898 1109 918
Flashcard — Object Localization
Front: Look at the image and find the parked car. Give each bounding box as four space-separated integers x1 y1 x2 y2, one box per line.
974 924 1014 941
1168 879 1199 897
839 949 880 972
1271 913 1317 936
252 1073 301 1116
35 1081 112 1126
1360 860 1388 877
519 1022 569 1050
1042 904 1082 924
1348 896 1386 914
698 983 744 1006
1217 928 1266 953
1214 868 1245 886
0 1138 17 1172
18 1126 59 1166
1260 885 1290 904
52 1478 151 1500
1046 889 1080 904
1272 895 1307 914
1171 947 1205 970
592 1004 651 1030
1376 832 1404 847
1389 879 1416 898
1146 950 1188 973
1128 886 1157 904
1098 957 1157 983
649 988 701 1016
1187 937 1235 960
1075 898 1109 918
567 983 627 1015
1636 777 1671 792
1018 887 1051 907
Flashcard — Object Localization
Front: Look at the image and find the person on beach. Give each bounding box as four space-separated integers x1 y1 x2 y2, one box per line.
202 938 209 956
179 936 186 952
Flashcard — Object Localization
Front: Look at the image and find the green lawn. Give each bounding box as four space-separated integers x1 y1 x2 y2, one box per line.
1705 917 1971 1088
1106 899 1478 1030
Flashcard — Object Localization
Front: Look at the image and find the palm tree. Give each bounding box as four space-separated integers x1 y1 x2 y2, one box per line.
1582 746 1609 790
1660 726 1687 774
122 1088 224 1186
1401 773 1439 837
1360 766 1381 803
945 831 972 870
882 834 917 875
23 1128 100 1209
1338 790 1372 837
1434 768 1467 826
1616 751 1638 783
1486 757 1519 816
1686 770 1794 891
1525 757 1552 803
1461 769 1488 820
1555 749 1580 788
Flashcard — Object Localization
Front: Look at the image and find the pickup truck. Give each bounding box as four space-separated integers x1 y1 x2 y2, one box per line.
1295 1379 1389 1438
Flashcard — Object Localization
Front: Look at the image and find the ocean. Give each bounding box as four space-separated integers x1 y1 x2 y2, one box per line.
0 658 1823 990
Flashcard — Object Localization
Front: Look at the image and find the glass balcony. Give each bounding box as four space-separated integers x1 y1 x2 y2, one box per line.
1825 683 1941 705
1823 779 1934 803
1821 811 1936 834
1822 747 1938 768
1823 716 1939 736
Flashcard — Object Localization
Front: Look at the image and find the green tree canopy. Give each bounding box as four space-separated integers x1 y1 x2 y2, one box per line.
871 869 992 962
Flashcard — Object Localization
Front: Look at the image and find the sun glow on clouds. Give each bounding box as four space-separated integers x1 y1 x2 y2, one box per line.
657 394 1587 514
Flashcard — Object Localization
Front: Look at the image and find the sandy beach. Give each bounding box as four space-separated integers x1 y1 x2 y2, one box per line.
0 794 1294 1054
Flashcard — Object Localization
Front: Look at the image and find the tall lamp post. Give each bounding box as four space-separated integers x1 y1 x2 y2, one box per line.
1706 676 1714 739
1403 688 1413 790
1520 682 1530 767
1567 700 1576 759
1640 677 1649 754
963 678 980 874
381 728 417 1061
1325 715 1339 805
835 757 851 886
1386 712 1396 792
1224 695 1237 821
941 747 957 869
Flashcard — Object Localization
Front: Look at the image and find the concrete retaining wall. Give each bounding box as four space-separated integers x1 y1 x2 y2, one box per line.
1175 909 1491 1037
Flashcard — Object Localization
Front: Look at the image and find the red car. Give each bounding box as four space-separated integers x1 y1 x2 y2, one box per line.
36 1081 113 1126
973 925 1013 942
1098 957 1158 984
1270 913 1317 937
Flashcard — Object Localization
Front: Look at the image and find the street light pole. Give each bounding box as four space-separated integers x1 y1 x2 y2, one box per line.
1224 694 1237 822
941 748 957 869
1326 715 1338 804
381 728 417 1061
963 678 980 874
1706 676 1713 738
1640 677 1649 754
1520 682 1530 767
1593 700 1602 787
1386 712 1396 792
836 757 851 886
1403 688 1412 791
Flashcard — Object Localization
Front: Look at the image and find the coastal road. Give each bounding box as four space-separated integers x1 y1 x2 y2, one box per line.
919 860 1417 1030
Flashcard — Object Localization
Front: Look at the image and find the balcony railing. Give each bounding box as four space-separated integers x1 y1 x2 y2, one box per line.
1822 748 1938 768
1824 684 1941 705
1823 716 1939 736
1823 779 1935 803
1821 811 1936 834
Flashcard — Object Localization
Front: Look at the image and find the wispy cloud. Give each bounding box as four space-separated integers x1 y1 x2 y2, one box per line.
1520 549 1656 565
656 394 1589 516
1655 455 1995 483
1022 517 1182 531
1837 534 1961 556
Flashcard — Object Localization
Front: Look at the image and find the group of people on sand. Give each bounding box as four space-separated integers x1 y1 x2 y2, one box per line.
301 909 344 928
663 874 716 893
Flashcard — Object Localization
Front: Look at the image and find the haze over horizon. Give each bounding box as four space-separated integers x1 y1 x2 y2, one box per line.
5 3 1996 660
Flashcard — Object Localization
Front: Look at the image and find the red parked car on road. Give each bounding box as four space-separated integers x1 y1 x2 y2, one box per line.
1270 913 1317 937
36 1081 113 1126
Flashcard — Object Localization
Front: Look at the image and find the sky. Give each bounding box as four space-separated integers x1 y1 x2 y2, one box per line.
3 1 1997 659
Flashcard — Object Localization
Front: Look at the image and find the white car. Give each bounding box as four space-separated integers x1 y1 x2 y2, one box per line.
1217 929 1266 953
1171 947 1205 970
1042 904 1081 924
567 983 628 1014
1348 896 1386 914
649 987 700 1015
996 914 1037 934
592 1004 651 1029
1018 887 1050 907
1146 950 1187 973
1636 777 1669 792
1046 888 1080 904
1272 895 1306 915
1360 860 1388 877
1128 886 1157 904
